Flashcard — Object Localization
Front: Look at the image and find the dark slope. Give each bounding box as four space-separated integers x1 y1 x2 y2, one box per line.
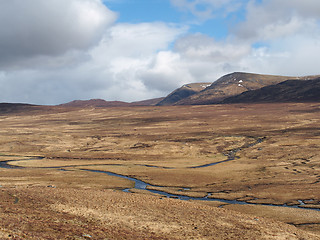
0 103 40 114
175 72 320 105
156 83 211 106
222 78 320 103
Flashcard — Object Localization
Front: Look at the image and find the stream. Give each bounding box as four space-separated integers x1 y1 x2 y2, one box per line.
81 168 320 211
1 137 319 211
0 160 25 169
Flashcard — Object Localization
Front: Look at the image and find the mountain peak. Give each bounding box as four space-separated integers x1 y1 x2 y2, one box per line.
222 77 320 103
174 72 320 105
157 82 212 106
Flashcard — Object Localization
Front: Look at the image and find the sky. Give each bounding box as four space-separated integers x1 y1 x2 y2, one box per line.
1 0 320 105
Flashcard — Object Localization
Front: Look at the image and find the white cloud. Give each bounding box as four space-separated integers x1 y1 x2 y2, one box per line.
239 34 320 76
139 51 193 91
164 0 320 82
175 33 250 61
87 22 188 100
0 20 188 104
0 0 320 105
169 0 320 79
236 0 320 41
230 0 320 76
91 22 186 60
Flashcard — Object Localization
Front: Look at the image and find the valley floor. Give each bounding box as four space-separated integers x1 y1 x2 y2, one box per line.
0 103 320 239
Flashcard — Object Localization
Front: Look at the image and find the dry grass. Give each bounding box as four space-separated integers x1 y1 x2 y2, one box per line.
0 103 320 238
0 186 319 239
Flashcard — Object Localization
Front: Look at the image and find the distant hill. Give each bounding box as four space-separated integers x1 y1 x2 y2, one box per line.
131 97 164 106
0 103 39 114
156 82 211 106
174 72 320 105
60 97 164 108
59 99 132 108
222 78 320 103
3 72 320 110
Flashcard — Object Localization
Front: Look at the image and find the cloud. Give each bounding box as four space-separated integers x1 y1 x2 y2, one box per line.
92 22 186 59
0 0 116 69
87 22 188 100
139 33 252 90
229 0 320 76
160 0 320 83
175 33 250 61
139 51 193 92
0 21 187 104
0 0 320 105
235 0 320 41
238 34 320 76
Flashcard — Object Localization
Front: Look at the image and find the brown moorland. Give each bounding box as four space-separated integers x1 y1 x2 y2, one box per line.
0 103 320 239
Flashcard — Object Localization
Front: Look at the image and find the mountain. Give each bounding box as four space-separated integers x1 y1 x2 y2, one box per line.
222 78 320 103
156 82 211 106
4 72 320 110
0 103 39 114
59 99 132 108
60 97 164 108
131 97 164 106
174 72 320 105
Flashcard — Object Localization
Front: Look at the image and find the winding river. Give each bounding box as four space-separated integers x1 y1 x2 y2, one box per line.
1 137 319 211
81 168 320 211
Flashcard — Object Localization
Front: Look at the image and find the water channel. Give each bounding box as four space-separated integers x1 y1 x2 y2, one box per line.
0 136 319 211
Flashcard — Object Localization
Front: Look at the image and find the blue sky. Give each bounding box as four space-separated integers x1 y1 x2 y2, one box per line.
0 0 320 104
106 0 181 24
105 0 244 40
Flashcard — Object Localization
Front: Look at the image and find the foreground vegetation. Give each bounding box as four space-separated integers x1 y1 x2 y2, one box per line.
0 103 319 239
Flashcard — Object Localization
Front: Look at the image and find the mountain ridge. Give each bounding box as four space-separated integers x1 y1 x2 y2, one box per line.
59 97 164 108
156 82 211 106
222 78 320 103
2 72 320 108
174 72 320 105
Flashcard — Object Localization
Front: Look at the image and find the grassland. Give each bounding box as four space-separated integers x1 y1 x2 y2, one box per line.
0 103 319 239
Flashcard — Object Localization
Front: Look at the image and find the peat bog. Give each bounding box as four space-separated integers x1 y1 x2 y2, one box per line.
0 103 320 239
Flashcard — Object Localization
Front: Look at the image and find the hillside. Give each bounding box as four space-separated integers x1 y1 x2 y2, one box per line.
59 99 132 108
131 97 164 106
156 82 211 106
1 187 318 239
0 103 41 114
60 98 164 108
222 78 320 103
174 72 320 105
